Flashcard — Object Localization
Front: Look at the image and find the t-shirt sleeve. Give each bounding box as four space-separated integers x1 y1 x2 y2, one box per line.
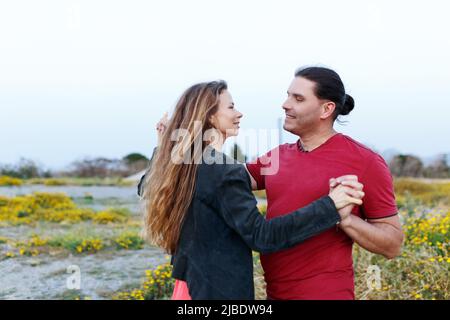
360 154 398 219
245 161 265 190
245 149 277 190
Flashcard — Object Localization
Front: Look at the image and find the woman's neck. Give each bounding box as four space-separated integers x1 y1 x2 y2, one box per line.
209 139 224 152
207 130 225 152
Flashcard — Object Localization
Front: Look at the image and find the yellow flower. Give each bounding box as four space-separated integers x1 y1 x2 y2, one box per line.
0 176 23 186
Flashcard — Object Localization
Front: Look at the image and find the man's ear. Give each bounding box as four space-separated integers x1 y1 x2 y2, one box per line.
320 102 336 120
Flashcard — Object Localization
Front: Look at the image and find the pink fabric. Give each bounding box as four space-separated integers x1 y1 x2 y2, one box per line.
171 280 192 300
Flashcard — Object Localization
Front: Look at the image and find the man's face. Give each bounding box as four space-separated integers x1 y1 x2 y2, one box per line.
282 77 323 136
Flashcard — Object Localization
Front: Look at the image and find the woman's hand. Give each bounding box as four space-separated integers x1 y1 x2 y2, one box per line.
329 183 364 209
328 177 364 226
156 112 169 146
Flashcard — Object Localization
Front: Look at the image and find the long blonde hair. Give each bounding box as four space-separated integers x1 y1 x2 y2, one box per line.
143 81 228 254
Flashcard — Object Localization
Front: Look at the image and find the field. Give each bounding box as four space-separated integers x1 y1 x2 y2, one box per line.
0 181 170 300
0 177 448 300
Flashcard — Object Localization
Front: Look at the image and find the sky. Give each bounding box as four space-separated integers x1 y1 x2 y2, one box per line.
1 0 449 169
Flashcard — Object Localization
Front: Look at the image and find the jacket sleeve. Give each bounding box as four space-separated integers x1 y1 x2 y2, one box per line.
217 164 341 254
137 147 158 197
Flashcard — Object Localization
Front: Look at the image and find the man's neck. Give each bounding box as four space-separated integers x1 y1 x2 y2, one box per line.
298 128 338 152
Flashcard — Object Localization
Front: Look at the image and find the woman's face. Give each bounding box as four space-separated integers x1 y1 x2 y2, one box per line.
210 90 243 139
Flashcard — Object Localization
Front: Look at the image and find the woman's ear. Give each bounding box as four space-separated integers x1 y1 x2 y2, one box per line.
209 114 217 128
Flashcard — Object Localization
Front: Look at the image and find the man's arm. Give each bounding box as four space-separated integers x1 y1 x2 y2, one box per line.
243 164 259 191
339 214 404 259
331 157 404 260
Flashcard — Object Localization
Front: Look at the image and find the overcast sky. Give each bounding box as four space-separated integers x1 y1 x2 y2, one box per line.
1 0 449 169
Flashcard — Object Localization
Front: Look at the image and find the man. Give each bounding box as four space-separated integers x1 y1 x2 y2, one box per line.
245 66 404 300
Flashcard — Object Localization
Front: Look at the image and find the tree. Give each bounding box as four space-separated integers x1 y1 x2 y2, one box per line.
424 154 450 178
69 157 128 178
389 154 424 177
122 153 149 174
123 153 149 164
0 158 45 179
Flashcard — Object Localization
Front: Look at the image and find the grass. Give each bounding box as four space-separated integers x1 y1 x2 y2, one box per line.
55 290 92 300
1 228 146 259
253 190 267 199
116 179 449 300
394 178 450 207
353 241 449 300
112 261 174 300
253 192 450 300
0 192 131 226
0 176 23 186
1 178 448 300
0 176 135 187
27 177 134 187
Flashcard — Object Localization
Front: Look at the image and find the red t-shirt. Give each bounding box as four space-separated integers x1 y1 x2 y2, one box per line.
246 133 398 300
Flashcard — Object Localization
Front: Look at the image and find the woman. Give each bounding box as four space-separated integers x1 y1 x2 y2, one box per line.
138 80 364 300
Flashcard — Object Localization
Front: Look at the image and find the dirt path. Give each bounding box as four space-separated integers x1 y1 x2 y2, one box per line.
0 247 167 300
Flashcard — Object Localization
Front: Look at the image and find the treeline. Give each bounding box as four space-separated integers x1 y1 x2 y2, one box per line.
230 144 450 179
388 154 449 178
1 149 449 179
0 153 149 179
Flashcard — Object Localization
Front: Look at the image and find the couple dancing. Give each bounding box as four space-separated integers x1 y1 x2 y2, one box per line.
138 66 403 300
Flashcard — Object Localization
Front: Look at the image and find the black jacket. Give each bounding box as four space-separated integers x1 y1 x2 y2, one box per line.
138 147 340 300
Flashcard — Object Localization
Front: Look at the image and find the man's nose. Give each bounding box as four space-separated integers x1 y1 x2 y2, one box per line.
282 100 291 111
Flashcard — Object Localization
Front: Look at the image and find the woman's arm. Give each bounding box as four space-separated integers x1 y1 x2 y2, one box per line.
218 165 363 254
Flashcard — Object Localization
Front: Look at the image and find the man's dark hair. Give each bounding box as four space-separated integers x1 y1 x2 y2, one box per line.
295 66 354 120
